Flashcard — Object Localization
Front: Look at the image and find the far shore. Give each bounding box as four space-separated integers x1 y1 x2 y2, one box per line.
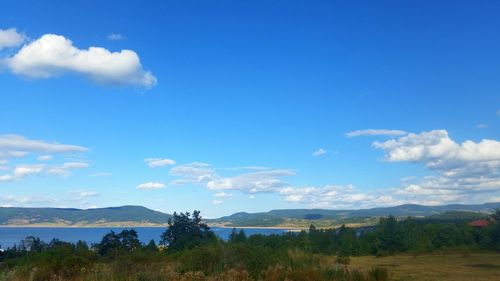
0 224 305 230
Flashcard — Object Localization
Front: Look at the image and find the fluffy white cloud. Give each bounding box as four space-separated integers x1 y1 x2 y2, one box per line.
107 33 125 40
212 199 223 205
372 130 500 205
373 130 500 165
137 181 166 190
312 148 327 157
0 28 25 50
144 158 176 168
345 129 407 138
5 34 156 88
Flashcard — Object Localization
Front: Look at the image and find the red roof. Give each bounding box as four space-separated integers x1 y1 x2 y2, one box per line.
469 219 490 227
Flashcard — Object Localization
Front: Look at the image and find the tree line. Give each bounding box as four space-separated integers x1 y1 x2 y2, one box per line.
0 210 498 281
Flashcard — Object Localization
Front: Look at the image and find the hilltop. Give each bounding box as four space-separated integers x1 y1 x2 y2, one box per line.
0 205 172 227
0 202 498 227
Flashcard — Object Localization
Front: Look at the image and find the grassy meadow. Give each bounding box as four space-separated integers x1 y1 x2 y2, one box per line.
348 252 500 281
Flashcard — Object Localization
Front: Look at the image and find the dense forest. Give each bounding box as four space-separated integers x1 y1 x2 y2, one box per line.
0 210 498 281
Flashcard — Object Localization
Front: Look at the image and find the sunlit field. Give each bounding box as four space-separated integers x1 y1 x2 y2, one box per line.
349 252 500 281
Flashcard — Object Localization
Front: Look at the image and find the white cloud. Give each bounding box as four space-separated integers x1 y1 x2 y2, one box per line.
37 155 53 161
169 162 217 185
5 34 156 88
144 158 176 168
212 199 223 205
372 130 500 205
373 130 500 165
137 181 166 190
213 192 232 198
0 194 55 207
0 134 87 158
46 162 89 177
14 164 44 178
312 148 327 157
206 169 294 193
107 33 125 40
69 189 99 198
0 164 44 182
0 28 25 50
277 184 399 209
345 129 407 138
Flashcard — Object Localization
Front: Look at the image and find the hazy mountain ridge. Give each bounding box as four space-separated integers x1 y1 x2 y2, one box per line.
0 205 172 226
209 202 500 227
0 203 498 227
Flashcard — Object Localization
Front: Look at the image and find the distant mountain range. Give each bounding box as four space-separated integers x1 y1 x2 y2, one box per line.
0 202 498 227
0 206 172 227
209 202 500 227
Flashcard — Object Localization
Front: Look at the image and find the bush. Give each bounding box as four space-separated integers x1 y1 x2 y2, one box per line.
368 267 390 281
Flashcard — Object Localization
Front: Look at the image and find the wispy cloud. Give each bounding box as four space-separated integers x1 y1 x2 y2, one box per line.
137 181 166 190
345 129 407 138
37 155 53 161
312 148 327 157
144 158 176 168
213 192 232 198
69 189 99 198
0 134 87 158
206 169 294 194
107 33 125 41
169 162 216 185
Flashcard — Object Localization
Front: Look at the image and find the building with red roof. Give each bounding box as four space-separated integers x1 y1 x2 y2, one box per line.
469 219 490 228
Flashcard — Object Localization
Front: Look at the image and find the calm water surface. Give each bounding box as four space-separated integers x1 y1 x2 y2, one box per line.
0 227 291 248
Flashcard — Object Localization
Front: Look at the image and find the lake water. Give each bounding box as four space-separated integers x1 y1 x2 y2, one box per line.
0 227 292 249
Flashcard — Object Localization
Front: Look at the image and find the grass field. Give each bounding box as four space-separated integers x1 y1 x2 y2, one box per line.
348 252 500 281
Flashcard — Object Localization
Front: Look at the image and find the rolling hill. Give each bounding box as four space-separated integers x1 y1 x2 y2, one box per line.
209 202 500 227
0 202 498 227
0 205 172 226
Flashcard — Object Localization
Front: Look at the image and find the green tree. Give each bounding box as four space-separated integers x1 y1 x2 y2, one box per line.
160 210 216 252
145 239 158 251
98 231 121 255
377 216 404 255
229 228 247 243
119 229 141 251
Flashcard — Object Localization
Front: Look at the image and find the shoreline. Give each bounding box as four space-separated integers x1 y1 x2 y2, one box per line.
0 224 305 230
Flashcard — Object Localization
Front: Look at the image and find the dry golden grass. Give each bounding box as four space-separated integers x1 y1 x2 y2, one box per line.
348 252 500 281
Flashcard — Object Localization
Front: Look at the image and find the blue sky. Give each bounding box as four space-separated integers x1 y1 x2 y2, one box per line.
0 1 499 217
